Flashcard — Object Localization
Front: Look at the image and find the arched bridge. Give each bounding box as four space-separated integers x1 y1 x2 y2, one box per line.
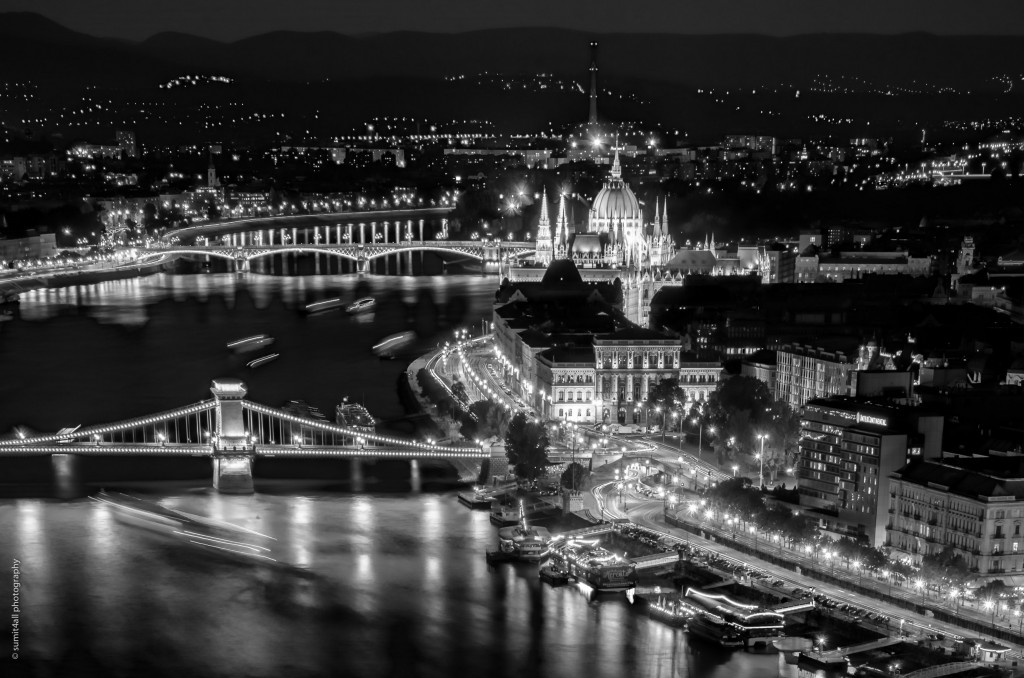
0 379 487 493
137 241 536 272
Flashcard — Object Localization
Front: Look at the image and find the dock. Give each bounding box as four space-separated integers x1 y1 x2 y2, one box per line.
457 492 493 509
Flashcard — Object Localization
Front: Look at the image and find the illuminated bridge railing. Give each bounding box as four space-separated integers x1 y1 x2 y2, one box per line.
240 401 486 458
253 445 488 459
0 444 213 456
0 400 217 448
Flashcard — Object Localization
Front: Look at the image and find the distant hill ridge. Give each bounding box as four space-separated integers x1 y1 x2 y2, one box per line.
2 11 1024 89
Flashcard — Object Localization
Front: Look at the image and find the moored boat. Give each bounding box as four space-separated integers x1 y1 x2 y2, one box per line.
335 398 376 430
492 501 553 562
547 535 638 592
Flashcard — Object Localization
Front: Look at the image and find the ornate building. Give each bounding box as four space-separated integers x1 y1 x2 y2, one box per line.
518 148 760 326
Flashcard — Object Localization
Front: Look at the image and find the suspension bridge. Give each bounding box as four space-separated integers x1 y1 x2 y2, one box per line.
0 379 488 493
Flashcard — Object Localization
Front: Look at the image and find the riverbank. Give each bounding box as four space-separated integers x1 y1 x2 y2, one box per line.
0 257 168 296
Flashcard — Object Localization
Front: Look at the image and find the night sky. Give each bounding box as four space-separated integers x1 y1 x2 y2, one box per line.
6 0 1024 41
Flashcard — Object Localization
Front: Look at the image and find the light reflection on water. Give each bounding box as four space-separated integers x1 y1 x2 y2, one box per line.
0 258 807 677
0 492 806 678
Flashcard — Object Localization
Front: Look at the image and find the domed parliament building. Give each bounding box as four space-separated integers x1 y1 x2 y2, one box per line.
510 147 757 326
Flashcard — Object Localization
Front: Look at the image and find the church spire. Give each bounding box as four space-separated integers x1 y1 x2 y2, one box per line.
537 190 551 237
609 133 622 181
556 193 568 253
710 232 716 252
661 197 668 236
653 199 661 239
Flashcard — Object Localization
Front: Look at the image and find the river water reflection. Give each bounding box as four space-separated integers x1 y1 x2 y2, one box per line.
0 268 804 677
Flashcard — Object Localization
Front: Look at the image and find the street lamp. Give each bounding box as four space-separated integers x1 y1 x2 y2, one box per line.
983 598 996 629
731 464 738 477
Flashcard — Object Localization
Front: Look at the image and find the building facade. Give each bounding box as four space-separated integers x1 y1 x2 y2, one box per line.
888 458 1024 584
797 397 944 546
775 343 856 410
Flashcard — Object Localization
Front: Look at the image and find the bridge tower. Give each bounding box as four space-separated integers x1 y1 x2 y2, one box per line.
210 378 254 494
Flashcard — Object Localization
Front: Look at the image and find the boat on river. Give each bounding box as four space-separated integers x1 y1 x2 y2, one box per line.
305 298 344 313
346 297 376 314
547 535 638 592
94 491 278 565
247 353 279 368
683 587 785 649
372 331 415 359
227 334 275 353
488 501 553 563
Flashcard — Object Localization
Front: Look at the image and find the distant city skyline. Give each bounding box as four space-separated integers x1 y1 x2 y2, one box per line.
6 0 1024 41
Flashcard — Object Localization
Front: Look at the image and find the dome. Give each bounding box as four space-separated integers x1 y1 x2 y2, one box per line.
591 182 641 221
590 148 641 221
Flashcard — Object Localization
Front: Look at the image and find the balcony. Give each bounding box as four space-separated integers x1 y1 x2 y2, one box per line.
913 514 922 521
928 518 939 526
989 568 1007 574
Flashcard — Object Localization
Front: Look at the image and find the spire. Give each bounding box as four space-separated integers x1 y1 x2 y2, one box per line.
556 193 568 249
704 234 709 251
537 191 551 236
610 139 622 180
710 232 716 252
661 196 668 235
653 199 661 239
588 41 599 125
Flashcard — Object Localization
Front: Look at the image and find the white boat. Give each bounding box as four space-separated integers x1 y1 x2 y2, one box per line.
494 502 553 562
346 297 376 314
247 353 279 368
305 298 344 313
227 334 274 352
372 331 415 358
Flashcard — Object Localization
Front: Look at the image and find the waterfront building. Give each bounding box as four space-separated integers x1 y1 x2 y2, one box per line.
494 259 722 425
797 396 944 545
888 457 1024 584
0 233 57 263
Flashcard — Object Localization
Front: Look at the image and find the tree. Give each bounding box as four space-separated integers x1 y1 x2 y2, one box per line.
706 376 775 456
974 579 1010 601
646 377 687 423
460 400 511 440
450 380 468 405
505 412 550 484
920 545 973 592
560 462 587 492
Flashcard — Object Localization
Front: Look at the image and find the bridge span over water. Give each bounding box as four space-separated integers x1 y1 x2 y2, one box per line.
137 241 536 273
0 379 487 493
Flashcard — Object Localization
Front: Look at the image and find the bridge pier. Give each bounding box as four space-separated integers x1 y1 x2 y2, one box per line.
235 258 250 273
213 454 254 494
350 457 365 492
52 453 81 499
409 458 421 493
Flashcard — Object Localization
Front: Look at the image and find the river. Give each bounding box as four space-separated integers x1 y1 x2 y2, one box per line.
0 252 805 677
